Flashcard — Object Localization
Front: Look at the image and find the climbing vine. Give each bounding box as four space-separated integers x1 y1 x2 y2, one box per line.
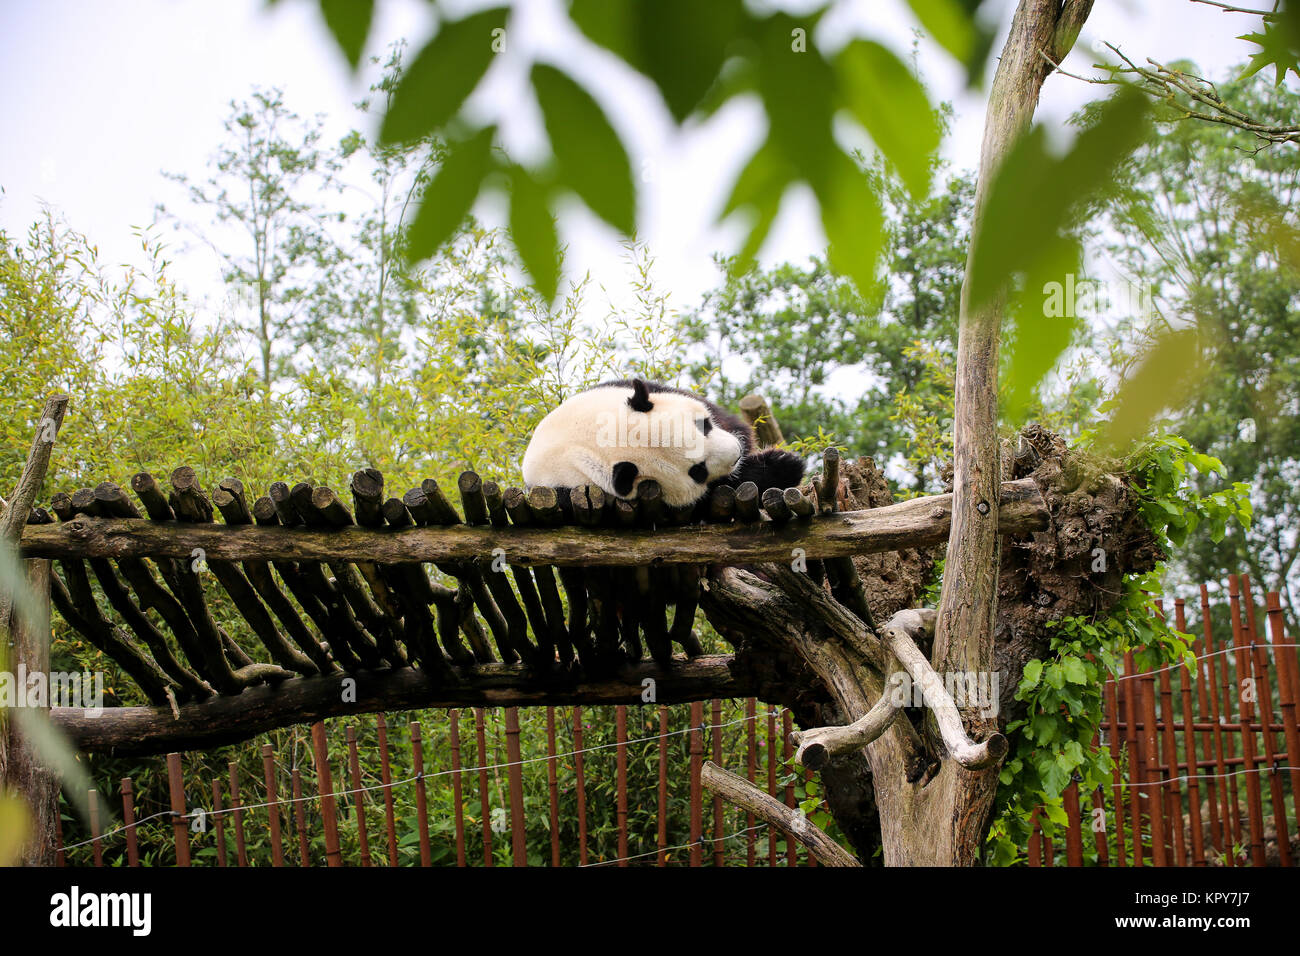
985 434 1251 865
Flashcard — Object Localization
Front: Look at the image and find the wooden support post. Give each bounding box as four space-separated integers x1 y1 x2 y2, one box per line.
166 752 190 866
504 707 527 866
310 720 342 867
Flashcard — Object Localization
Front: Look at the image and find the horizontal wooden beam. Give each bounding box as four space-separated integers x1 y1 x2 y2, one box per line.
52 656 753 755
22 479 1047 568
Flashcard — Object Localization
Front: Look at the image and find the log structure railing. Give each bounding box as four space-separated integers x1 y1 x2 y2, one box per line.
19 462 1049 755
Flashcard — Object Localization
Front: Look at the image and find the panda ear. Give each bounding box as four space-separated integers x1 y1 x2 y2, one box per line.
627 379 654 413
611 461 639 497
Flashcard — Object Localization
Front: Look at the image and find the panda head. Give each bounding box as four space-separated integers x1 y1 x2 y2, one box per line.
521 379 749 508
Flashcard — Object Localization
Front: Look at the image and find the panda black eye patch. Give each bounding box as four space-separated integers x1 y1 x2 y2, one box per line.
697 417 712 435
688 462 709 484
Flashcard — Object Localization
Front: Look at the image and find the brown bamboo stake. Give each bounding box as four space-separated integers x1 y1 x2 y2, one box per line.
546 707 560 867
712 699 725 867
261 744 284 867
1267 593 1300 849
657 705 669 866
449 710 467 868
505 707 527 866
346 725 371 866
1228 575 1266 866
690 700 703 867
410 720 432 867
1175 600 1207 866
574 706 588 866
121 778 139 867
475 708 494 866
212 779 227 867
291 768 309 866
166 753 190 866
1240 575 1291 866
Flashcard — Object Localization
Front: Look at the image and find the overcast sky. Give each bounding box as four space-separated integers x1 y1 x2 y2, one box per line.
0 0 1272 326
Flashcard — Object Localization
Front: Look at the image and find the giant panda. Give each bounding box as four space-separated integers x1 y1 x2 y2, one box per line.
521 378 805 509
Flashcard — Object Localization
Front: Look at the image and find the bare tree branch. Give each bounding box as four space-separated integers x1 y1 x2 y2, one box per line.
700 761 861 867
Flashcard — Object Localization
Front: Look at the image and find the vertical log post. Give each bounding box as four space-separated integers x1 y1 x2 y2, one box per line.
0 394 68 866
310 720 342 867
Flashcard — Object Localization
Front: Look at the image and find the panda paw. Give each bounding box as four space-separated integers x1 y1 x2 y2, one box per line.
728 448 806 494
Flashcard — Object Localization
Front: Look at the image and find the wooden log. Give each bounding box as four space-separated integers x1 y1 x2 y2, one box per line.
421 478 463 525
708 485 736 523
312 486 405 667
762 487 793 523
268 485 383 670
817 446 842 515
734 481 761 523
783 487 815 519
53 656 755 755
50 561 176 704
52 492 212 698
170 471 314 676
214 484 334 675
457 471 489 527
24 479 1050 566
498 487 552 664
701 761 857 866
252 496 360 672
0 395 68 867
738 394 785 449
129 472 174 522
508 488 567 666
349 468 385 528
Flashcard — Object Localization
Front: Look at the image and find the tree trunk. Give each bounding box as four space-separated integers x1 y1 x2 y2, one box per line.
0 559 56 865
907 0 1095 866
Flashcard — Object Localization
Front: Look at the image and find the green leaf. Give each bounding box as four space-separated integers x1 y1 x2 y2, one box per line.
1003 235 1083 421
1238 22 1300 86
967 87 1151 312
836 40 939 199
1062 656 1088 684
379 7 508 145
756 12 837 186
570 0 743 121
405 125 497 263
1098 328 1206 452
319 0 374 70
532 64 636 234
719 139 791 274
508 165 560 304
1022 658 1044 687
814 148 885 297
904 0 994 84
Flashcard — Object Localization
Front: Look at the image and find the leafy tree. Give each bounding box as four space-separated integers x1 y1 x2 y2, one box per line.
1094 68 1300 623
159 88 341 390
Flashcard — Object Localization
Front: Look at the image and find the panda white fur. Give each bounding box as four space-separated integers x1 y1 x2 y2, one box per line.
522 379 805 508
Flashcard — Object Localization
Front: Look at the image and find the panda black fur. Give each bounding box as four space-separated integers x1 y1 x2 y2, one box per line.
521 378 805 509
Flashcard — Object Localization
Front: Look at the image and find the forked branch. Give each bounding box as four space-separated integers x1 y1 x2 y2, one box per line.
882 609 1008 769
